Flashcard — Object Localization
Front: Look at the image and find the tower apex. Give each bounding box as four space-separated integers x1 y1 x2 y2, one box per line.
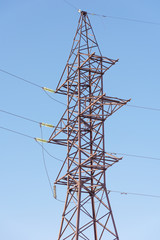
78 9 87 15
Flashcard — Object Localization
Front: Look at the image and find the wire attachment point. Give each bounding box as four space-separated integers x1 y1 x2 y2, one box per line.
41 122 55 128
35 138 48 143
42 87 55 93
54 185 57 199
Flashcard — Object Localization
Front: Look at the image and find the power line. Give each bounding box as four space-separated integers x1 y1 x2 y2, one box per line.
40 149 160 163
0 124 61 197
0 124 160 163
127 104 160 112
63 0 78 10
0 68 66 106
0 68 42 88
1 124 160 201
109 190 160 199
1 68 160 111
0 109 40 124
43 90 67 106
0 124 63 163
36 141 64 163
0 108 63 130
41 149 160 163
0 126 34 139
62 0 160 26
38 149 160 163
0 124 59 196
35 146 160 202
111 152 160 161
40 126 54 195
55 189 160 203
88 12 160 26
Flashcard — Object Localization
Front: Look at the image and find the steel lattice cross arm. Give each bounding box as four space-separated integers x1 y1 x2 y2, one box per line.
49 10 130 240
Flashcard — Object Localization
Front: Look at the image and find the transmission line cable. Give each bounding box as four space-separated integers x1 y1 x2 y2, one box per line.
0 68 42 88
0 126 34 139
0 124 64 162
0 125 48 143
127 104 160 112
1 68 160 110
62 0 160 26
1 123 160 202
108 190 160 199
5 123 159 200
1 124 160 163
40 126 54 195
43 90 67 106
0 124 58 196
36 141 64 163
111 152 160 161
88 12 160 26
0 109 40 124
0 68 67 106
54 189 160 203
63 0 78 10
0 108 58 129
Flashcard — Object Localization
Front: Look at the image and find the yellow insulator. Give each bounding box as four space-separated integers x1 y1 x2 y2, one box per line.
35 138 48 143
42 87 55 93
41 122 55 128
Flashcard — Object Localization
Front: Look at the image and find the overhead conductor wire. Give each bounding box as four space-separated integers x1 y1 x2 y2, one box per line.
0 109 39 124
52 189 160 204
1 121 160 163
62 0 160 26
1 68 160 110
0 68 66 106
109 190 160 199
127 104 160 112
0 68 42 88
36 140 64 163
111 152 160 161
63 0 78 11
0 126 34 139
88 12 160 26
0 108 64 162
39 125 54 195
1 125 160 201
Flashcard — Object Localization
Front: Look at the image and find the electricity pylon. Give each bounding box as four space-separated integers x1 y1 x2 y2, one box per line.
49 10 130 240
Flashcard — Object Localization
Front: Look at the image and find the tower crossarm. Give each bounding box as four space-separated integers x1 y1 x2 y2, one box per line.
55 52 119 96
49 96 130 145
54 151 122 186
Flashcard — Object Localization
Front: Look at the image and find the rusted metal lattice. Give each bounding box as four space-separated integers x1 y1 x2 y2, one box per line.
49 10 130 240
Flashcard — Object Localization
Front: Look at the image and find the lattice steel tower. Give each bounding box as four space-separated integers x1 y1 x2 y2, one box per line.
49 10 130 240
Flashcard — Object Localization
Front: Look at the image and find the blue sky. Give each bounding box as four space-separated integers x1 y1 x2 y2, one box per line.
0 0 160 239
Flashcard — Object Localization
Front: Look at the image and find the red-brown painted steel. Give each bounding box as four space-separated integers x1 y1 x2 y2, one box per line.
49 11 130 240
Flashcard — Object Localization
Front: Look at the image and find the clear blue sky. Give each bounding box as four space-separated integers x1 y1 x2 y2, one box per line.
0 0 160 239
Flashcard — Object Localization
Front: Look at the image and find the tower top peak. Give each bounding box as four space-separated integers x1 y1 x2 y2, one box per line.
78 9 87 16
